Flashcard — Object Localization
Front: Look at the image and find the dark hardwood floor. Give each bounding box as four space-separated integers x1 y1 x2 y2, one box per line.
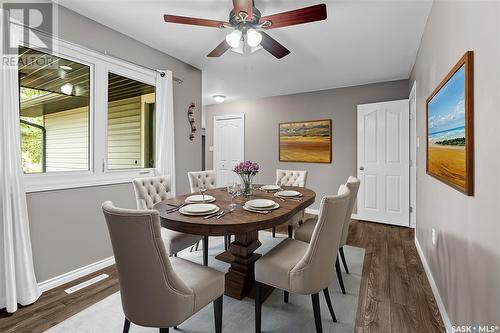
347 220 445 333
0 220 445 333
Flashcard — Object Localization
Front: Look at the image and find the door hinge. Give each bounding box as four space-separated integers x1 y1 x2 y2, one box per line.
409 206 413 213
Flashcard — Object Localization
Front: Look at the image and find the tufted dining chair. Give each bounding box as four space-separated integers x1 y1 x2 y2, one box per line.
254 187 351 333
188 170 217 193
187 170 232 261
273 169 308 238
294 176 360 295
102 202 224 333
132 176 203 258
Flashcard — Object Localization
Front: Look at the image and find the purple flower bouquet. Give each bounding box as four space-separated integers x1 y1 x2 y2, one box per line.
233 161 259 197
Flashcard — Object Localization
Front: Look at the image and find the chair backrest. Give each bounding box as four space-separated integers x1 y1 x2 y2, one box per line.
290 186 350 294
132 176 172 210
101 202 194 327
187 170 217 193
275 169 308 187
339 176 360 246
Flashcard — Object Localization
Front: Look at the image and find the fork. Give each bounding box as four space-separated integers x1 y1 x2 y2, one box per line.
204 210 224 220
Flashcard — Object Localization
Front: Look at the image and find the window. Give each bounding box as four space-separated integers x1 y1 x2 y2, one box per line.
19 47 90 174
107 73 156 170
15 25 160 192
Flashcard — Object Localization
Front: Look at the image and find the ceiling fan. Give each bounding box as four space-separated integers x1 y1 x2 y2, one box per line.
163 0 327 59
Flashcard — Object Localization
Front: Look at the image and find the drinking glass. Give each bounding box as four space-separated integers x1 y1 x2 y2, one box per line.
227 183 239 211
199 184 207 202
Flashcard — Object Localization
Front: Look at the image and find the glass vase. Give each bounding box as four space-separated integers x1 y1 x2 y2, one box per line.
238 173 254 198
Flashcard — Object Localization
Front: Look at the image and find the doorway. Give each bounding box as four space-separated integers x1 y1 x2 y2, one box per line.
213 114 245 187
357 99 410 227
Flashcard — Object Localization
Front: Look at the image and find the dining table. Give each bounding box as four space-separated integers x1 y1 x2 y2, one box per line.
154 185 316 300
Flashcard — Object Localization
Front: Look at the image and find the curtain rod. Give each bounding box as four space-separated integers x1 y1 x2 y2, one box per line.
9 20 184 85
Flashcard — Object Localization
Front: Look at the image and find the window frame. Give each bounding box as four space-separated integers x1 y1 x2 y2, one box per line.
14 25 158 193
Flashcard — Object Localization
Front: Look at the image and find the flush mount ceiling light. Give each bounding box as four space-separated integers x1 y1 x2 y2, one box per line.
164 1 327 59
59 65 73 71
213 95 226 103
60 83 73 95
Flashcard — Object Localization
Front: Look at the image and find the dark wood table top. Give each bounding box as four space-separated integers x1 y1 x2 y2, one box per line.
154 186 316 236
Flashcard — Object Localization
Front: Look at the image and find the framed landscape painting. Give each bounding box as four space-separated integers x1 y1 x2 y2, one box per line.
279 119 332 163
426 51 474 195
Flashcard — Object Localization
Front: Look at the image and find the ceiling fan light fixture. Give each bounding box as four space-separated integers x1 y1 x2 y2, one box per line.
213 95 226 103
246 28 262 47
225 29 242 48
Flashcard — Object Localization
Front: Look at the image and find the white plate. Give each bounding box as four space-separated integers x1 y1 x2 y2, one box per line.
179 205 219 216
246 199 276 209
259 185 281 191
181 203 218 215
275 190 302 198
185 195 216 203
243 202 280 212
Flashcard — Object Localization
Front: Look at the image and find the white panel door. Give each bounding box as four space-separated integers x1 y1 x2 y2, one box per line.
213 114 245 187
357 100 410 226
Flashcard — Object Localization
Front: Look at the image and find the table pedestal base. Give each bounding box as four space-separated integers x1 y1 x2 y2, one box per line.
215 231 276 301
222 231 261 300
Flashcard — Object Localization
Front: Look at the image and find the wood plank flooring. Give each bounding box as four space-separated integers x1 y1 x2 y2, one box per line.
348 220 445 333
0 220 445 333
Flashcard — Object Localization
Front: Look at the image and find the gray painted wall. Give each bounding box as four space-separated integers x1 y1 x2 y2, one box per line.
28 6 202 282
410 1 500 325
204 80 409 210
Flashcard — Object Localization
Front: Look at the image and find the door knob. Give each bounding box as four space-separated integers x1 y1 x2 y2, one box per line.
359 166 365 171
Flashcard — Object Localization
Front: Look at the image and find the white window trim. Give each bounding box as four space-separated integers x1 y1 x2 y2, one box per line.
13 24 159 193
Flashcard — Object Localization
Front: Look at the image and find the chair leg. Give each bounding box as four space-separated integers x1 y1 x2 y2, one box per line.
272 227 276 238
214 296 223 333
339 246 349 274
284 290 289 303
123 318 131 333
255 282 262 333
203 236 209 266
311 293 323 333
224 236 229 251
287 225 293 239
159 328 169 333
336 257 346 294
322 288 337 322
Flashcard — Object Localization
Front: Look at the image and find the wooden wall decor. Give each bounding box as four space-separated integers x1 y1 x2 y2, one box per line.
426 51 474 195
187 102 196 141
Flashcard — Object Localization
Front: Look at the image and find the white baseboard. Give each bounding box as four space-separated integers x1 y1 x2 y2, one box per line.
38 256 115 293
414 237 452 332
307 208 358 222
305 208 319 215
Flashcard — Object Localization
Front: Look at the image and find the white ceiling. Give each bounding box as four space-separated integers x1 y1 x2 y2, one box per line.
58 0 432 105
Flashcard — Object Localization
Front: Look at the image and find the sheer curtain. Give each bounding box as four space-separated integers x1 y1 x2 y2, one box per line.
155 70 176 195
0 13 41 312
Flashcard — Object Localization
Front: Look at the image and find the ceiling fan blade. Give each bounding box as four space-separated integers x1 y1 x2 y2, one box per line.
232 0 254 20
164 14 228 28
259 4 327 29
207 40 231 57
260 32 290 59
